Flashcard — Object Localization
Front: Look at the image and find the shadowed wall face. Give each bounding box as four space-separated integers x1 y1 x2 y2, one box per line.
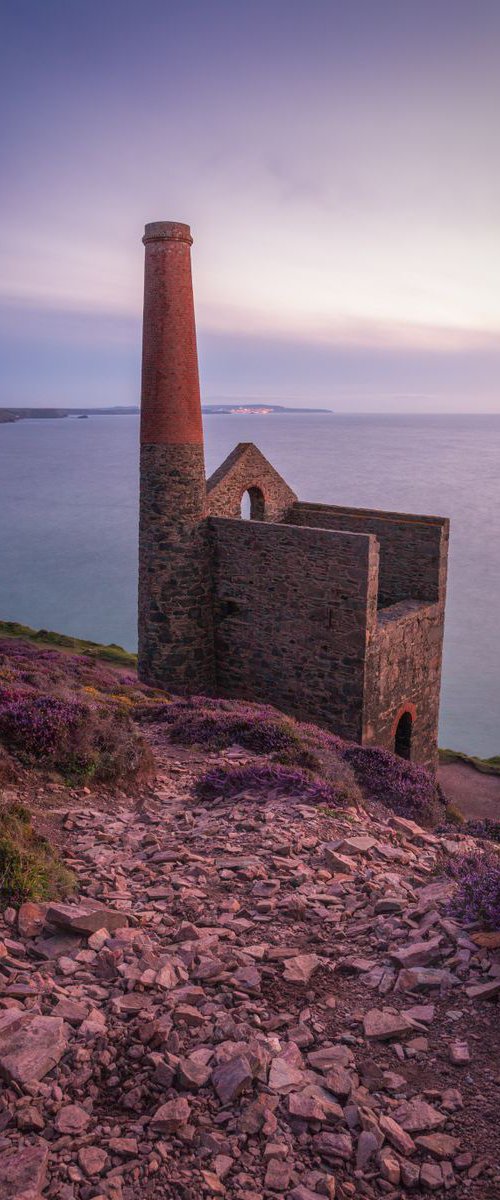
209 517 379 740
138 222 215 691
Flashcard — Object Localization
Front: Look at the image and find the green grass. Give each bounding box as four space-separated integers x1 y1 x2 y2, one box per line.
0 803 76 902
439 748 500 776
0 620 137 668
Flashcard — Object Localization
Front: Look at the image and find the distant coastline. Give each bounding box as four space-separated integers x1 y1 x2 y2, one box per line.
0 403 332 424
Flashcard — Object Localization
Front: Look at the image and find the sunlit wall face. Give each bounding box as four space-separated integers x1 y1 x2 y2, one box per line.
1 0 499 410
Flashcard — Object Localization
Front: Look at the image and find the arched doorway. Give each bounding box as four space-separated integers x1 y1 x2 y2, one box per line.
394 711 413 760
240 486 265 521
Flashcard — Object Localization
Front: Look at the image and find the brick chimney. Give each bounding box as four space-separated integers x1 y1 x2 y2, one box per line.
138 221 214 691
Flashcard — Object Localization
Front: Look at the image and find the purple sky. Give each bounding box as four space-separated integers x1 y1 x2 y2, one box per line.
1 0 499 411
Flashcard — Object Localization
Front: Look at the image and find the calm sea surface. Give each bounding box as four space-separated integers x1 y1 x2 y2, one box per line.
1 413 499 757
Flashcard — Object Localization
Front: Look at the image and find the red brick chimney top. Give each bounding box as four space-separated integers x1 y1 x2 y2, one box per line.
140 219 203 446
143 221 193 246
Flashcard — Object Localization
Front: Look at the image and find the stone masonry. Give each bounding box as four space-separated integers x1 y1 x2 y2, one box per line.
138 221 449 770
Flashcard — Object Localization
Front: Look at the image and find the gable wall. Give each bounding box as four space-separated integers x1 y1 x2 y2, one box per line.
206 443 297 522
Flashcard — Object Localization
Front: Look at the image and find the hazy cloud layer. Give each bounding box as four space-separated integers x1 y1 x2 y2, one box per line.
1 0 499 410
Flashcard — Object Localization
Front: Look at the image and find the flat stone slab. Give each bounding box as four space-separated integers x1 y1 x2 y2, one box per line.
282 954 321 984
391 936 443 968
46 902 129 935
0 1141 48 1199
339 835 378 854
465 979 500 1000
363 1008 414 1041
393 1099 447 1133
0 1010 68 1086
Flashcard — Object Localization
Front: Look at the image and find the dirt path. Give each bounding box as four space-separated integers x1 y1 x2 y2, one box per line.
438 762 500 821
0 730 499 1199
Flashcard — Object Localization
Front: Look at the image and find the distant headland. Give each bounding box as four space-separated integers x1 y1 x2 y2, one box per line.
0 404 332 424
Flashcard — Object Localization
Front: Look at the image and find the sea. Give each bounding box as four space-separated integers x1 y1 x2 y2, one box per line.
1 412 499 758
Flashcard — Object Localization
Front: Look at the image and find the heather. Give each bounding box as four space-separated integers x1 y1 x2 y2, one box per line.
0 802 75 902
141 695 309 758
195 760 356 808
0 691 152 784
145 695 448 823
0 638 161 708
0 619 137 668
446 847 500 930
463 818 500 844
340 743 440 825
0 640 156 785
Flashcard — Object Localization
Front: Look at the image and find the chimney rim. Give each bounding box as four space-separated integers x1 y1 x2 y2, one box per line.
143 221 193 246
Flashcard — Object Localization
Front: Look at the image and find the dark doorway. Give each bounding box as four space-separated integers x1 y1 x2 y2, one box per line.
394 711 413 760
240 487 265 520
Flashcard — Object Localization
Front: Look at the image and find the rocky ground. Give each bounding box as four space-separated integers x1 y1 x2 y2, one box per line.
0 728 499 1200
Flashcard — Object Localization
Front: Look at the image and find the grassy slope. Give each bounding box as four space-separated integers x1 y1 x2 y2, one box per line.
0 620 136 668
2 619 498 775
439 748 500 776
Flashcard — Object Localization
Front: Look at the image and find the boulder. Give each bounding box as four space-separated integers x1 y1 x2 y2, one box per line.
55 1103 91 1134
363 1009 414 1041
46 901 128 935
0 1011 68 1086
282 954 321 984
393 1099 446 1133
0 1142 48 1200
212 1055 253 1104
77 1146 108 1177
390 936 443 968
18 902 46 939
150 1096 191 1131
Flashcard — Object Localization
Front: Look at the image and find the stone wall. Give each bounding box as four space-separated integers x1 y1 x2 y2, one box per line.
208 517 379 740
207 443 297 522
291 502 449 607
138 445 215 692
363 599 446 770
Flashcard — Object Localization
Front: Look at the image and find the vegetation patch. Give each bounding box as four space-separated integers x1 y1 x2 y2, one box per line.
141 696 309 757
340 743 441 826
463 818 500 844
0 639 157 785
195 760 356 808
0 637 160 707
0 690 153 784
0 803 75 902
148 695 446 823
0 619 137 667
446 847 500 930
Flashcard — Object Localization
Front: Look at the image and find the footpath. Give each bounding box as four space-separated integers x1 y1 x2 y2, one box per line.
0 730 499 1200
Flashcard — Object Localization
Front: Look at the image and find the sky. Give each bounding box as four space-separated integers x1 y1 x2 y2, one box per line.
1 0 499 412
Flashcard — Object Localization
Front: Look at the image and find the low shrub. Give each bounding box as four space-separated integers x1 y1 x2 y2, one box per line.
446 847 500 930
445 804 465 827
340 743 440 825
195 760 354 808
143 696 360 798
463 818 500 844
0 803 76 902
0 691 153 784
0 639 162 709
144 695 308 757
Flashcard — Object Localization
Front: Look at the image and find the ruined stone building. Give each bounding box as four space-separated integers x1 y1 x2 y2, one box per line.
138 222 449 770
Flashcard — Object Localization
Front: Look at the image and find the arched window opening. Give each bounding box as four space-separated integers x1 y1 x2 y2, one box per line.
394 710 413 760
240 487 265 521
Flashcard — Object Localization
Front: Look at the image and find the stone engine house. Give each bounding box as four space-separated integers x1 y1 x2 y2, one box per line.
138 221 449 771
